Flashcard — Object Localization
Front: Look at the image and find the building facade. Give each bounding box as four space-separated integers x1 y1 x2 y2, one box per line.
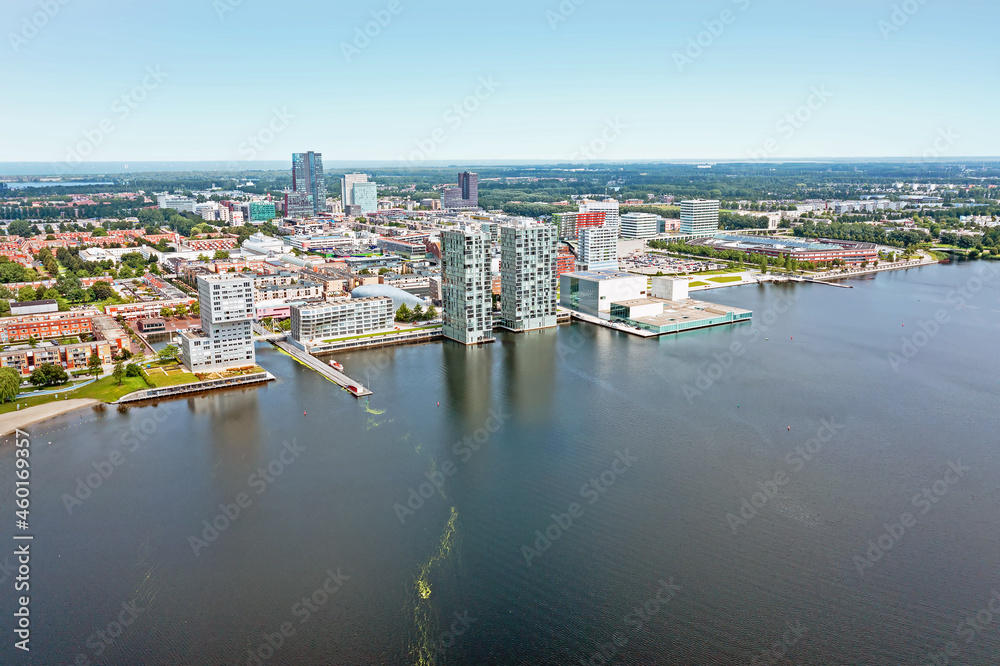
341 173 368 207
620 212 661 239
442 228 493 345
680 199 720 235
442 172 479 210
580 200 620 237
499 222 557 332
179 274 256 372
352 181 378 214
559 270 647 319
577 226 619 271
289 297 394 345
292 152 327 217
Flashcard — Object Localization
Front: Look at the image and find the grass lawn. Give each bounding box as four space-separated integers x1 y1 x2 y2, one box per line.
688 281 709 288
0 375 150 414
708 276 744 284
142 364 199 388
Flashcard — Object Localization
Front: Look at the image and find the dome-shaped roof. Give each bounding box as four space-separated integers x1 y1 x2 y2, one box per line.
350 284 428 311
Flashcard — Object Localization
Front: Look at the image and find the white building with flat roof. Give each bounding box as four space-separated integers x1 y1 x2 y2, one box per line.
179 274 255 372
680 199 720 236
620 212 661 239
577 226 619 271
289 297 393 346
559 270 647 319
580 200 621 237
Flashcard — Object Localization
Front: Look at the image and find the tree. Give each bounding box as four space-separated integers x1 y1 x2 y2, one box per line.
759 256 768 275
87 352 104 377
213 250 231 260
191 301 200 316
158 344 179 362
91 280 115 301
425 306 438 320
125 363 142 377
395 304 412 322
17 286 37 302
27 335 38 348
0 367 21 403
173 304 188 318
29 363 69 387
160 306 173 318
412 305 424 321
112 359 125 386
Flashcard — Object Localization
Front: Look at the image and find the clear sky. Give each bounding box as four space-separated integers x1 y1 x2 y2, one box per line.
1 0 998 164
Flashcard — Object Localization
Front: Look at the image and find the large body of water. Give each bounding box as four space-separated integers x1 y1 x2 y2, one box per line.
2 262 999 665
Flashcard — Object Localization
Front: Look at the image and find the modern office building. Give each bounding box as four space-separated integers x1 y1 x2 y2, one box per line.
157 194 197 213
680 199 720 236
620 212 661 239
580 200 620 237
577 225 619 271
249 201 277 222
442 228 493 345
352 181 378 214
341 173 369 206
179 274 256 372
292 152 326 217
559 270 647 319
289 297 394 346
284 191 314 219
442 172 479 210
499 222 557 332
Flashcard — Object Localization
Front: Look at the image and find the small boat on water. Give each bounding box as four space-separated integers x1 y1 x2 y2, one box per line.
329 360 344 372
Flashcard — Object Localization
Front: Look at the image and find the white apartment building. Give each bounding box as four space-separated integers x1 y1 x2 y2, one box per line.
680 199 720 236
442 228 493 345
580 200 621 237
577 226 619 272
620 212 661 239
179 274 256 372
499 222 557 332
157 194 197 213
289 297 394 344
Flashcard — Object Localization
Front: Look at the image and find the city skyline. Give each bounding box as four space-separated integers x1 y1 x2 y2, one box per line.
3 0 999 164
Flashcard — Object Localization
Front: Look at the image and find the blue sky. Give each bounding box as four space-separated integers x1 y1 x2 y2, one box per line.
1 0 998 164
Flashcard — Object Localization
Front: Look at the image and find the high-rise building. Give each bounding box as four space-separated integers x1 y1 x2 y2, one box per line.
341 173 368 206
179 274 255 372
620 212 661 239
442 228 493 345
580 200 620 237
249 201 276 222
577 226 619 271
284 191 314 219
442 172 479 210
680 199 720 236
500 222 557 332
352 181 378 214
292 152 326 217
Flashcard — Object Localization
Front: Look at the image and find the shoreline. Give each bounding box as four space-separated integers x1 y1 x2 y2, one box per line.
0 399 102 437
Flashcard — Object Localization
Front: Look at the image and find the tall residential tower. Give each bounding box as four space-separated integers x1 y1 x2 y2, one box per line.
442 228 493 345
179 274 256 372
680 199 720 236
500 221 557 332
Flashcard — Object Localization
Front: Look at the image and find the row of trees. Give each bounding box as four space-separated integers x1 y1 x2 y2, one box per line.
395 304 437 323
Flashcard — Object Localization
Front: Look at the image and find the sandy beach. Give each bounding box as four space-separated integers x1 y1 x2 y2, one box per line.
0 399 102 437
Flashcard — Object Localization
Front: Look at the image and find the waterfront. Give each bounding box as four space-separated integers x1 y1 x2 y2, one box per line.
1 261 998 664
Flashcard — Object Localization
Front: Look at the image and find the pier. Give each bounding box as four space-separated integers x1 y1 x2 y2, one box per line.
272 339 373 397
